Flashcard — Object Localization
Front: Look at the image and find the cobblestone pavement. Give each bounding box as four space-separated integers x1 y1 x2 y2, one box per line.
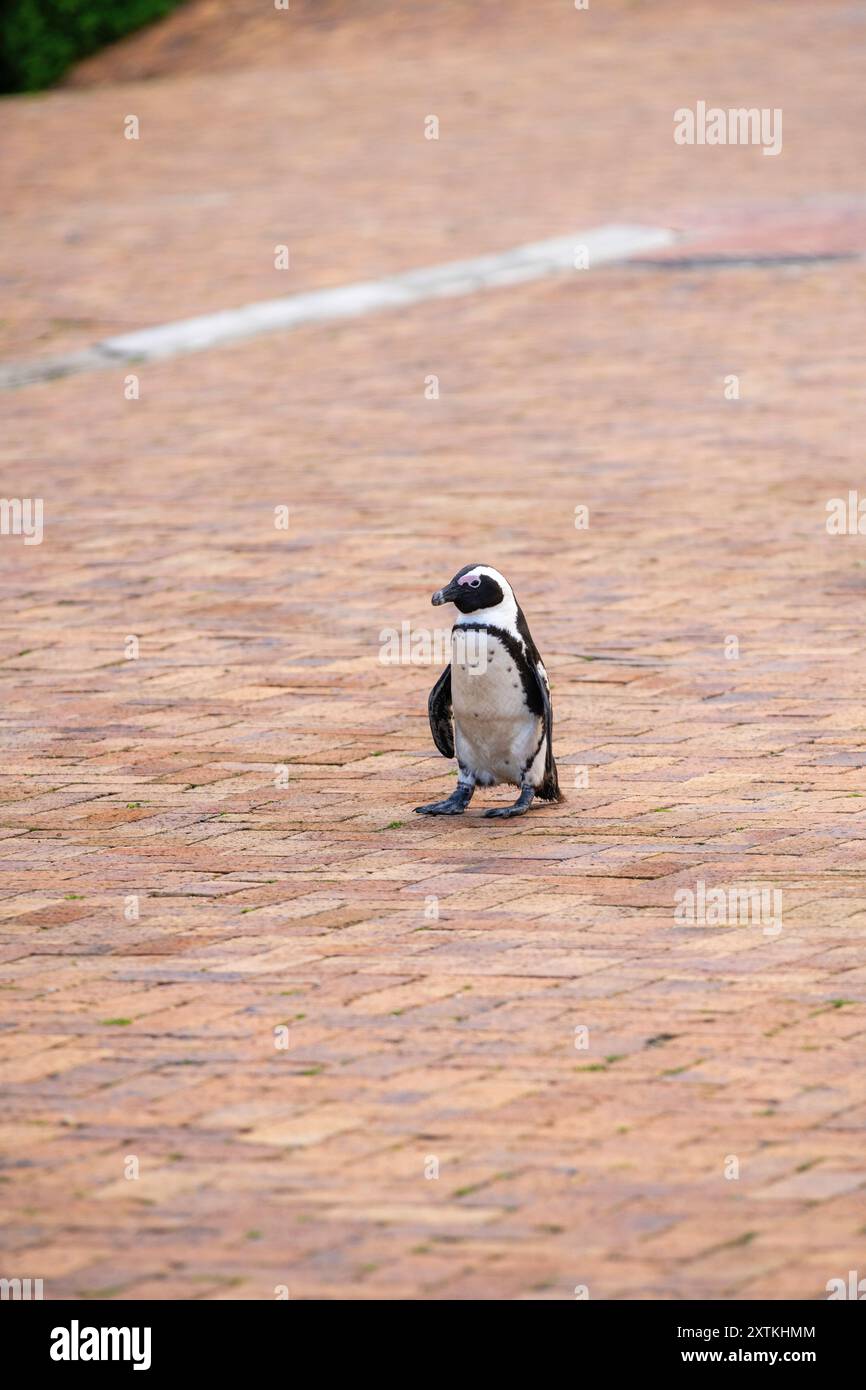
3 0 865 363
1 1 865 1300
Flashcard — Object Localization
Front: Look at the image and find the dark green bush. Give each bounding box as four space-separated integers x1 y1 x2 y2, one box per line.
0 0 185 93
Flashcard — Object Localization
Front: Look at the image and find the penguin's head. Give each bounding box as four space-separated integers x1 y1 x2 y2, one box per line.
432 564 510 615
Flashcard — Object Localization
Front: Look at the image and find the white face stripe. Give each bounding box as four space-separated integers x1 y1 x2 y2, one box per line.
458 565 511 594
453 566 521 636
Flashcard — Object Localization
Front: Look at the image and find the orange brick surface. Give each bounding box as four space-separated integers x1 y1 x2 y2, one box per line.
0 0 865 1300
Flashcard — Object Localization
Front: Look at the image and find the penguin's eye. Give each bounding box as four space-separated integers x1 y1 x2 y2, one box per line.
468 577 481 588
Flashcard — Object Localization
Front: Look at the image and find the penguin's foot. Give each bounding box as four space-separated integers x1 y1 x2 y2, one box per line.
483 785 535 819
414 783 474 816
414 798 466 815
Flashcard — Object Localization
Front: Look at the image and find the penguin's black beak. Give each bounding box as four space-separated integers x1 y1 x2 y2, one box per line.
432 580 459 606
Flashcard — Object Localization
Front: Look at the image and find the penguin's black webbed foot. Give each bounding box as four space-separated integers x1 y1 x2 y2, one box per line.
414 784 474 816
483 786 534 819
414 798 467 815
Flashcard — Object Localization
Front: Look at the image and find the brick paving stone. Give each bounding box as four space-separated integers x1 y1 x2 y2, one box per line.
1 0 866 1303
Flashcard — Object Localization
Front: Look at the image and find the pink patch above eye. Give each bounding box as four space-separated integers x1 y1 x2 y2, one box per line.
457 572 481 587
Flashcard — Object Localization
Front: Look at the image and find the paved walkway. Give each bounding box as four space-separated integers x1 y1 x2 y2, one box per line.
1 0 865 1300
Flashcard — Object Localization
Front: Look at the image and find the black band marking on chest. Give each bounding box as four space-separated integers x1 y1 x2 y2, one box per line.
455 623 545 718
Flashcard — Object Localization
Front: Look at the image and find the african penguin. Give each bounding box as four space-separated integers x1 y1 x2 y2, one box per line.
414 564 562 819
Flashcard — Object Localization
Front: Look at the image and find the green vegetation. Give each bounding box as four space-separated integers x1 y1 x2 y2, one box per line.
1 1 185 94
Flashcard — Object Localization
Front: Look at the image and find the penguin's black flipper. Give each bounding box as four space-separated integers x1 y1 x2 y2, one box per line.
428 664 454 758
529 661 562 803
514 605 562 803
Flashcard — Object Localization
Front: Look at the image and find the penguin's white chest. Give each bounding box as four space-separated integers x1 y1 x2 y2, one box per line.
451 630 542 787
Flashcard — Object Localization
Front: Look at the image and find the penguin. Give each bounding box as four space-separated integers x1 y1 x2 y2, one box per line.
414 564 562 819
